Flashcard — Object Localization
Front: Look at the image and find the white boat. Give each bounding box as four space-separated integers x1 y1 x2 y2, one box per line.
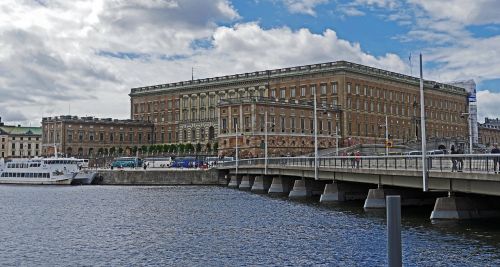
72 169 98 185
0 158 78 185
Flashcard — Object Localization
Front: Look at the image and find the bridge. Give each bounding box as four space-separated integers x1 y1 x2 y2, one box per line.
217 154 500 220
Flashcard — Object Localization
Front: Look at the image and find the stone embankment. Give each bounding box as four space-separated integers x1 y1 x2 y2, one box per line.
96 169 225 185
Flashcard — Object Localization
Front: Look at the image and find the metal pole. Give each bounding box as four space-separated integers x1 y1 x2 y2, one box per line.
385 115 389 156
335 127 339 156
419 54 428 191
265 111 268 174
387 195 402 267
468 112 473 154
313 85 318 180
235 123 238 177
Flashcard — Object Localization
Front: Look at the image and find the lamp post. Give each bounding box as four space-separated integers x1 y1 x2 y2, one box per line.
419 54 428 192
264 111 275 175
313 85 318 180
461 112 473 154
335 127 340 156
379 115 389 156
235 122 239 177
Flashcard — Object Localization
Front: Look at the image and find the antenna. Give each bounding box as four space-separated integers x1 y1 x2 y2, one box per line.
191 67 194 81
409 53 413 76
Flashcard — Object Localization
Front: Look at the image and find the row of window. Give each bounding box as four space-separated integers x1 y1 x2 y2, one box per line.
0 172 50 178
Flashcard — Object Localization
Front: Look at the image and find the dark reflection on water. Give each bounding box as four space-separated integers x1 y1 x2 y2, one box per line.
0 185 499 266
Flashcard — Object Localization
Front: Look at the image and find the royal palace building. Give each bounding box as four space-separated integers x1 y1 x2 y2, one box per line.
41 116 154 157
478 118 500 146
130 61 469 157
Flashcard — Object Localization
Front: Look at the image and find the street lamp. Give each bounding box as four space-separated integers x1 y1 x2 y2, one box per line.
313 85 318 180
379 115 389 156
419 54 428 192
235 122 239 177
334 126 340 156
264 111 275 175
461 112 473 154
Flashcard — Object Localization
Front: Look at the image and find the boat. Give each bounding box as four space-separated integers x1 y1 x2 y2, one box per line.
0 158 78 185
72 169 98 185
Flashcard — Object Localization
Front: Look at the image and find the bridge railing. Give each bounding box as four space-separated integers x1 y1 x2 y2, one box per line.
218 154 500 174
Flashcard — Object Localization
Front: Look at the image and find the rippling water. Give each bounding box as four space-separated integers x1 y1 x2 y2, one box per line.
0 185 499 266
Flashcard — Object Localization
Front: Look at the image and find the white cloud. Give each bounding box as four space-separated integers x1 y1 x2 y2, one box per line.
408 0 500 25
282 0 328 16
477 90 500 120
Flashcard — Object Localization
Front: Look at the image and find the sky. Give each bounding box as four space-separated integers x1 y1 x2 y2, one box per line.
1 0 500 126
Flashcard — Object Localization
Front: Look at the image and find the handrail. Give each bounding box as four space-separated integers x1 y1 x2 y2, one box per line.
217 154 500 174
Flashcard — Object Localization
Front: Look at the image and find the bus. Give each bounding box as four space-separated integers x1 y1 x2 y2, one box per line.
111 157 143 168
171 157 203 168
143 157 172 168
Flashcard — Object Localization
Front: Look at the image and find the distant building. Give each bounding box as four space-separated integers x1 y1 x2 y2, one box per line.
41 115 154 157
130 61 469 157
478 117 500 146
0 117 42 158
449 80 478 145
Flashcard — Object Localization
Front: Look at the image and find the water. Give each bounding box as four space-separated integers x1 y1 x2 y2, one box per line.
0 185 499 266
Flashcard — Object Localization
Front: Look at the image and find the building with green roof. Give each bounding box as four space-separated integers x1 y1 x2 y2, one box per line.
0 123 42 158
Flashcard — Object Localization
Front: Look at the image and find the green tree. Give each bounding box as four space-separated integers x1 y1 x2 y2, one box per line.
118 147 124 155
213 142 218 152
110 147 116 155
178 143 185 153
97 148 104 155
104 148 109 155
206 143 212 153
185 143 194 153
196 143 202 153
132 146 138 154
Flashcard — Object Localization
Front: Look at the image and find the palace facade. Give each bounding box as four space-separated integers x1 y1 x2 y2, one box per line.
130 61 469 157
41 116 154 157
0 121 42 158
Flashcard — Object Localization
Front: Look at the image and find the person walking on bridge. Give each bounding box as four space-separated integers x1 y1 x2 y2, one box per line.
491 143 500 174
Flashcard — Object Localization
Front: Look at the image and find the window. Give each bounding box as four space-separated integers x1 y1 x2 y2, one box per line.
280 88 286 99
301 87 306 97
291 87 296 98
281 116 285 132
355 85 360 95
291 117 296 132
332 83 338 94
320 84 327 95
347 83 351 94
271 89 276 98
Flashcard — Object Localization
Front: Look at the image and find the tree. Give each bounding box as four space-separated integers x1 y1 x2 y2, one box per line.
185 143 194 153
104 148 109 156
118 147 124 155
196 143 202 153
97 148 104 155
206 143 212 153
132 146 138 154
110 147 116 155
178 143 185 153
213 142 218 152
141 145 148 154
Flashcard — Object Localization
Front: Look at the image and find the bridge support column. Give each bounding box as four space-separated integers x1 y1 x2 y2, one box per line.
289 179 310 199
363 188 387 209
238 175 254 191
251 176 272 193
268 177 293 196
430 196 500 220
320 182 369 203
227 174 241 188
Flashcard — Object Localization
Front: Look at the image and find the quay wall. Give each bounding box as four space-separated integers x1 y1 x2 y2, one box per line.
97 169 225 185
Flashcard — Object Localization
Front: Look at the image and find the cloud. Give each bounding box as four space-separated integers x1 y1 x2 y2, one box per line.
408 0 500 25
282 0 328 16
477 90 500 120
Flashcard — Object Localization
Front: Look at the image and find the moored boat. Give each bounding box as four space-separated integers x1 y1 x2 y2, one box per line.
0 158 78 185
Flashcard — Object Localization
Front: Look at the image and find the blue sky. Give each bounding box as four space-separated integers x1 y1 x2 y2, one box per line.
0 0 499 124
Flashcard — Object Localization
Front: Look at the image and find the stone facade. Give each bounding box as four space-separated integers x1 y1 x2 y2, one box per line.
41 115 154 157
0 118 42 158
478 118 500 146
130 61 469 156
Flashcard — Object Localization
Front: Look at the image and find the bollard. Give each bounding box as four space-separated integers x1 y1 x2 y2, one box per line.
387 195 402 267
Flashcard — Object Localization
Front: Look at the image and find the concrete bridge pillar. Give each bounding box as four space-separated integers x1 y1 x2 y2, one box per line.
289 179 310 199
363 188 387 209
430 196 500 220
289 179 326 199
251 176 272 193
238 175 254 191
227 174 241 188
268 176 293 196
320 182 369 203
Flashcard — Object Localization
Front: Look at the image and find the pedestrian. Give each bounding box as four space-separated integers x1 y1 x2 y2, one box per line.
350 152 355 168
355 151 361 169
450 145 458 172
457 147 464 172
491 143 500 174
